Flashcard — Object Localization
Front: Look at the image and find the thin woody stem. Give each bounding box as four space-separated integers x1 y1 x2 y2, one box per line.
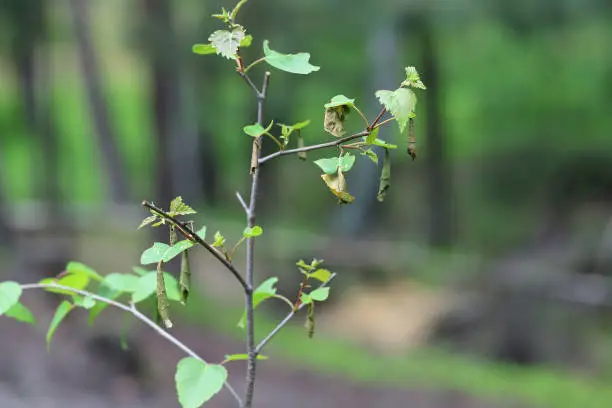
141 201 249 293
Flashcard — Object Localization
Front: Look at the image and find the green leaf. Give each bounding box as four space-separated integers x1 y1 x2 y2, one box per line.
4 302 35 324
39 273 89 296
209 29 245 59
243 120 274 138
132 272 181 303
73 296 96 309
362 149 378 164
138 215 158 229
195 226 207 241
0 281 22 316
103 273 141 293
66 262 103 282
401 66 426 90
169 196 197 216
365 127 380 145
277 120 311 146
263 40 320 75
240 34 253 48
140 241 194 265
175 358 227 408
324 95 355 109
211 7 231 23
243 225 263 237
309 269 332 283
375 88 417 133
224 353 268 362
212 231 226 248
313 154 355 175
300 293 312 305
309 287 330 301
192 43 217 55
238 277 278 328
339 153 356 172
46 300 72 350
88 282 121 326
132 267 148 276
365 137 397 149
141 243 171 265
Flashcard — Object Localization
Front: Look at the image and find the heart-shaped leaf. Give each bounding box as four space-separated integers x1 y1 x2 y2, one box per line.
175 358 227 408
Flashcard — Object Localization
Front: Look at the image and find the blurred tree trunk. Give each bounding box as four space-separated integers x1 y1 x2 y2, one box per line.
421 13 453 248
69 0 129 203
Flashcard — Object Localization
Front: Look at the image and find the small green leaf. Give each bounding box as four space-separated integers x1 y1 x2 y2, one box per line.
240 34 253 48
224 353 268 362
243 121 273 137
339 153 356 172
209 29 245 59
300 293 312 305
66 262 103 282
192 43 217 55
88 282 121 326
309 287 330 301
365 137 397 149
238 277 278 328
0 281 22 315
195 226 207 241
365 127 380 145
324 95 355 109
39 273 90 296
401 66 426 90
132 272 181 303
4 302 35 324
362 149 378 164
74 296 96 309
46 300 72 350
176 358 227 408
309 269 332 283
243 225 263 237
169 196 197 216
263 40 320 75
141 243 171 265
103 273 141 293
164 240 195 262
314 157 340 175
375 88 417 133
212 231 226 248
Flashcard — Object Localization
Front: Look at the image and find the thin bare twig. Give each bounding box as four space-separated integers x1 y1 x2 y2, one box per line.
20 282 242 405
258 130 370 166
254 273 336 354
235 191 250 215
368 107 387 130
141 201 249 293
243 71 270 408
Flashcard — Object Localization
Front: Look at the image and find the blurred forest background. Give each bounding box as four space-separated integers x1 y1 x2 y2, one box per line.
2 0 612 407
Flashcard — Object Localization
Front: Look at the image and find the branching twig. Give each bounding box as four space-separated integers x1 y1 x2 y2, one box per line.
20 282 242 405
254 273 336 355
235 191 250 216
258 130 371 165
142 201 249 293
368 107 387 130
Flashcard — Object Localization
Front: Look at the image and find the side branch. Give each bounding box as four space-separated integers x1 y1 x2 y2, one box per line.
258 130 370 166
141 201 250 293
254 273 337 355
20 282 242 405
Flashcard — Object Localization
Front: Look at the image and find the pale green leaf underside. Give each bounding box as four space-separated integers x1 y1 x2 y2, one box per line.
375 88 417 133
209 29 245 59
263 40 319 75
324 94 355 109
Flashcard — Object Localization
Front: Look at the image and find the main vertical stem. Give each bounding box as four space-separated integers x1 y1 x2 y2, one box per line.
244 71 270 408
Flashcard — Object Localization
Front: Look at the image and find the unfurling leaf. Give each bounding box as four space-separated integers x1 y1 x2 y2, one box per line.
4 302 35 325
156 261 172 329
375 88 417 133
401 66 426 90
230 0 248 20
323 106 349 138
305 302 315 338
243 225 263 237
212 231 226 248
180 250 191 305
169 196 196 216
46 300 73 350
0 281 22 315
377 148 391 202
209 28 245 59
238 277 278 328
321 169 355 204
175 358 227 408
195 226 207 241
263 40 320 75
277 120 310 147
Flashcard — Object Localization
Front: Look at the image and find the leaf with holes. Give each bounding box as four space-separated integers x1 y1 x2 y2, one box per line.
375 88 417 133
209 29 245 59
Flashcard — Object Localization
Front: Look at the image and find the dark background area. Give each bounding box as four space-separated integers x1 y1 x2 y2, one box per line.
2 0 612 407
